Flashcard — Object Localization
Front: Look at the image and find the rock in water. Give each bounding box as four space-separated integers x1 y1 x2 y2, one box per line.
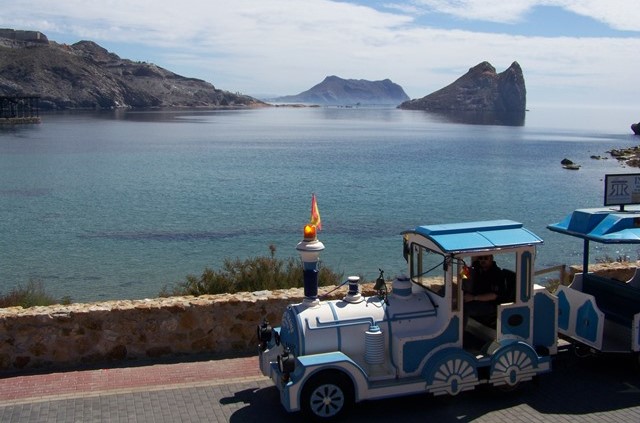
399 61 526 113
272 76 410 106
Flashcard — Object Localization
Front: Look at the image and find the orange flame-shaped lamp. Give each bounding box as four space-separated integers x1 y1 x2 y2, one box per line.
303 223 317 241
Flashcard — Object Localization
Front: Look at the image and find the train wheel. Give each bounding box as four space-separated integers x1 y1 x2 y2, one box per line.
490 343 536 391
301 371 354 421
426 354 478 396
498 380 521 392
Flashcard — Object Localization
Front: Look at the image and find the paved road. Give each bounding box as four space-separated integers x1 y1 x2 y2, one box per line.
1 351 639 422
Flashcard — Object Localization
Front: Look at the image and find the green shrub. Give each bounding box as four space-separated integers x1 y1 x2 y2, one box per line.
544 278 561 294
0 280 63 308
161 245 343 296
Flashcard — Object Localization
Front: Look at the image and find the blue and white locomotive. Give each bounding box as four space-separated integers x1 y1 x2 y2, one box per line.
257 219 559 420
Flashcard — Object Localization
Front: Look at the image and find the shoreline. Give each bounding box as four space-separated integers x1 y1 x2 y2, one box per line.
608 145 640 168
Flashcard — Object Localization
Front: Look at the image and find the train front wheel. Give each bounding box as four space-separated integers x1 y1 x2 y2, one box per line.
301 371 354 421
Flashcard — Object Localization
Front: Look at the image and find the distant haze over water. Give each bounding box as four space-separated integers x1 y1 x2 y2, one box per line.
0 106 638 302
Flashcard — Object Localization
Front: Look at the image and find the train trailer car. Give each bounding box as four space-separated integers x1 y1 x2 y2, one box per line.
548 207 640 358
257 220 558 420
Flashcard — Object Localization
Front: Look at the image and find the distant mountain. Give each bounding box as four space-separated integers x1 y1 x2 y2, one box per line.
0 28 266 110
399 61 526 113
272 76 410 106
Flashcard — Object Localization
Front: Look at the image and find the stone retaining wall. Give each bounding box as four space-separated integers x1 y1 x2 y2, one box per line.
568 261 639 282
0 284 363 373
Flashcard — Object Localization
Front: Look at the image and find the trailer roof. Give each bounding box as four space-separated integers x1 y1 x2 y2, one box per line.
548 208 640 243
405 220 543 254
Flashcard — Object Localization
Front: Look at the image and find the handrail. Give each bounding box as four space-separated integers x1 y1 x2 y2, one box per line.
534 264 568 291
534 264 566 278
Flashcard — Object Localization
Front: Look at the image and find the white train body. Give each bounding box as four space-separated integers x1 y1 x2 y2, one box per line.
277 277 448 380
257 220 558 420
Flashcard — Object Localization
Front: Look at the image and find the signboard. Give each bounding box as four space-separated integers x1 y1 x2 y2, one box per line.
604 173 640 208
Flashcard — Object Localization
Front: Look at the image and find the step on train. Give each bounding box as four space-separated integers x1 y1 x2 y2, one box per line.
257 203 640 420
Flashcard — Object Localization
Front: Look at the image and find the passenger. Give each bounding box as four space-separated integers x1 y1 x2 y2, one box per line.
463 254 502 325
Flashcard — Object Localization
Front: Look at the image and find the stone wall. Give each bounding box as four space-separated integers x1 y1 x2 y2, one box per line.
0 284 362 373
568 261 640 282
0 29 48 44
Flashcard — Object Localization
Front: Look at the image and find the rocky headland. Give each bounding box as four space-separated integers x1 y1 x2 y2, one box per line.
399 61 526 114
0 28 265 110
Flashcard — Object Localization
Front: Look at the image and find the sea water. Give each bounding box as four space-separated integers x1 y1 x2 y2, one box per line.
0 106 638 302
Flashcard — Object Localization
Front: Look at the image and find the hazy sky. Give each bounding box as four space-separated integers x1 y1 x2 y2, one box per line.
3 0 639 107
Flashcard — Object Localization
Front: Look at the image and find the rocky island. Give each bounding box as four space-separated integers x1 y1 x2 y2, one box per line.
399 61 526 115
0 28 265 110
272 75 410 106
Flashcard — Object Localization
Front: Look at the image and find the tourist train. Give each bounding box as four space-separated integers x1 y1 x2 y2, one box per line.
257 180 640 420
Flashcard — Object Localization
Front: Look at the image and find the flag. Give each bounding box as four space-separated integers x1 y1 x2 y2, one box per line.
310 193 322 231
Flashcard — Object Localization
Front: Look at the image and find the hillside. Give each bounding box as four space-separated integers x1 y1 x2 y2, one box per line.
0 29 265 110
399 61 526 113
273 75 409 106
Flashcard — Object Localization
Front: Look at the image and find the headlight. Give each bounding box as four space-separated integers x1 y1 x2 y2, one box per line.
257 319 272 351
277 347 295 382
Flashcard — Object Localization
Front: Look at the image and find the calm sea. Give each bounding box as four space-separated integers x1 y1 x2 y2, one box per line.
1 106 638 302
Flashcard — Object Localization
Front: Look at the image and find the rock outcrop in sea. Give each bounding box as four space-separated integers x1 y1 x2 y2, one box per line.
609 146 640 167
399 61 526 113
0 28 265 110
272 75 410 106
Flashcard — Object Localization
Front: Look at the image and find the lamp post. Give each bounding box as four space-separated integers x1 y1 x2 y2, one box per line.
296 224 324 307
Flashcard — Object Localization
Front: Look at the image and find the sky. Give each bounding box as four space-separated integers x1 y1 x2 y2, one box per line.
2 0 640 107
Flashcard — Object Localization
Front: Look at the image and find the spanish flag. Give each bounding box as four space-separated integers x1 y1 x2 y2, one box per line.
310 193 322 231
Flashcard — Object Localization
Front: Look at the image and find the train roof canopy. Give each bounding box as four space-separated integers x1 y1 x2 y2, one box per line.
548 208 640 243
404 220 543 254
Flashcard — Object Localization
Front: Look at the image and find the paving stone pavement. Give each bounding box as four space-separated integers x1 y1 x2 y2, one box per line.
0 352 639 422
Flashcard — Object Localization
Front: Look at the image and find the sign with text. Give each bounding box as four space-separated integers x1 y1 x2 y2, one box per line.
604 173 640 207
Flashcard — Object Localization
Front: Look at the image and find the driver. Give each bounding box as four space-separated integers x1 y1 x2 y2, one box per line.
463 254 502 324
